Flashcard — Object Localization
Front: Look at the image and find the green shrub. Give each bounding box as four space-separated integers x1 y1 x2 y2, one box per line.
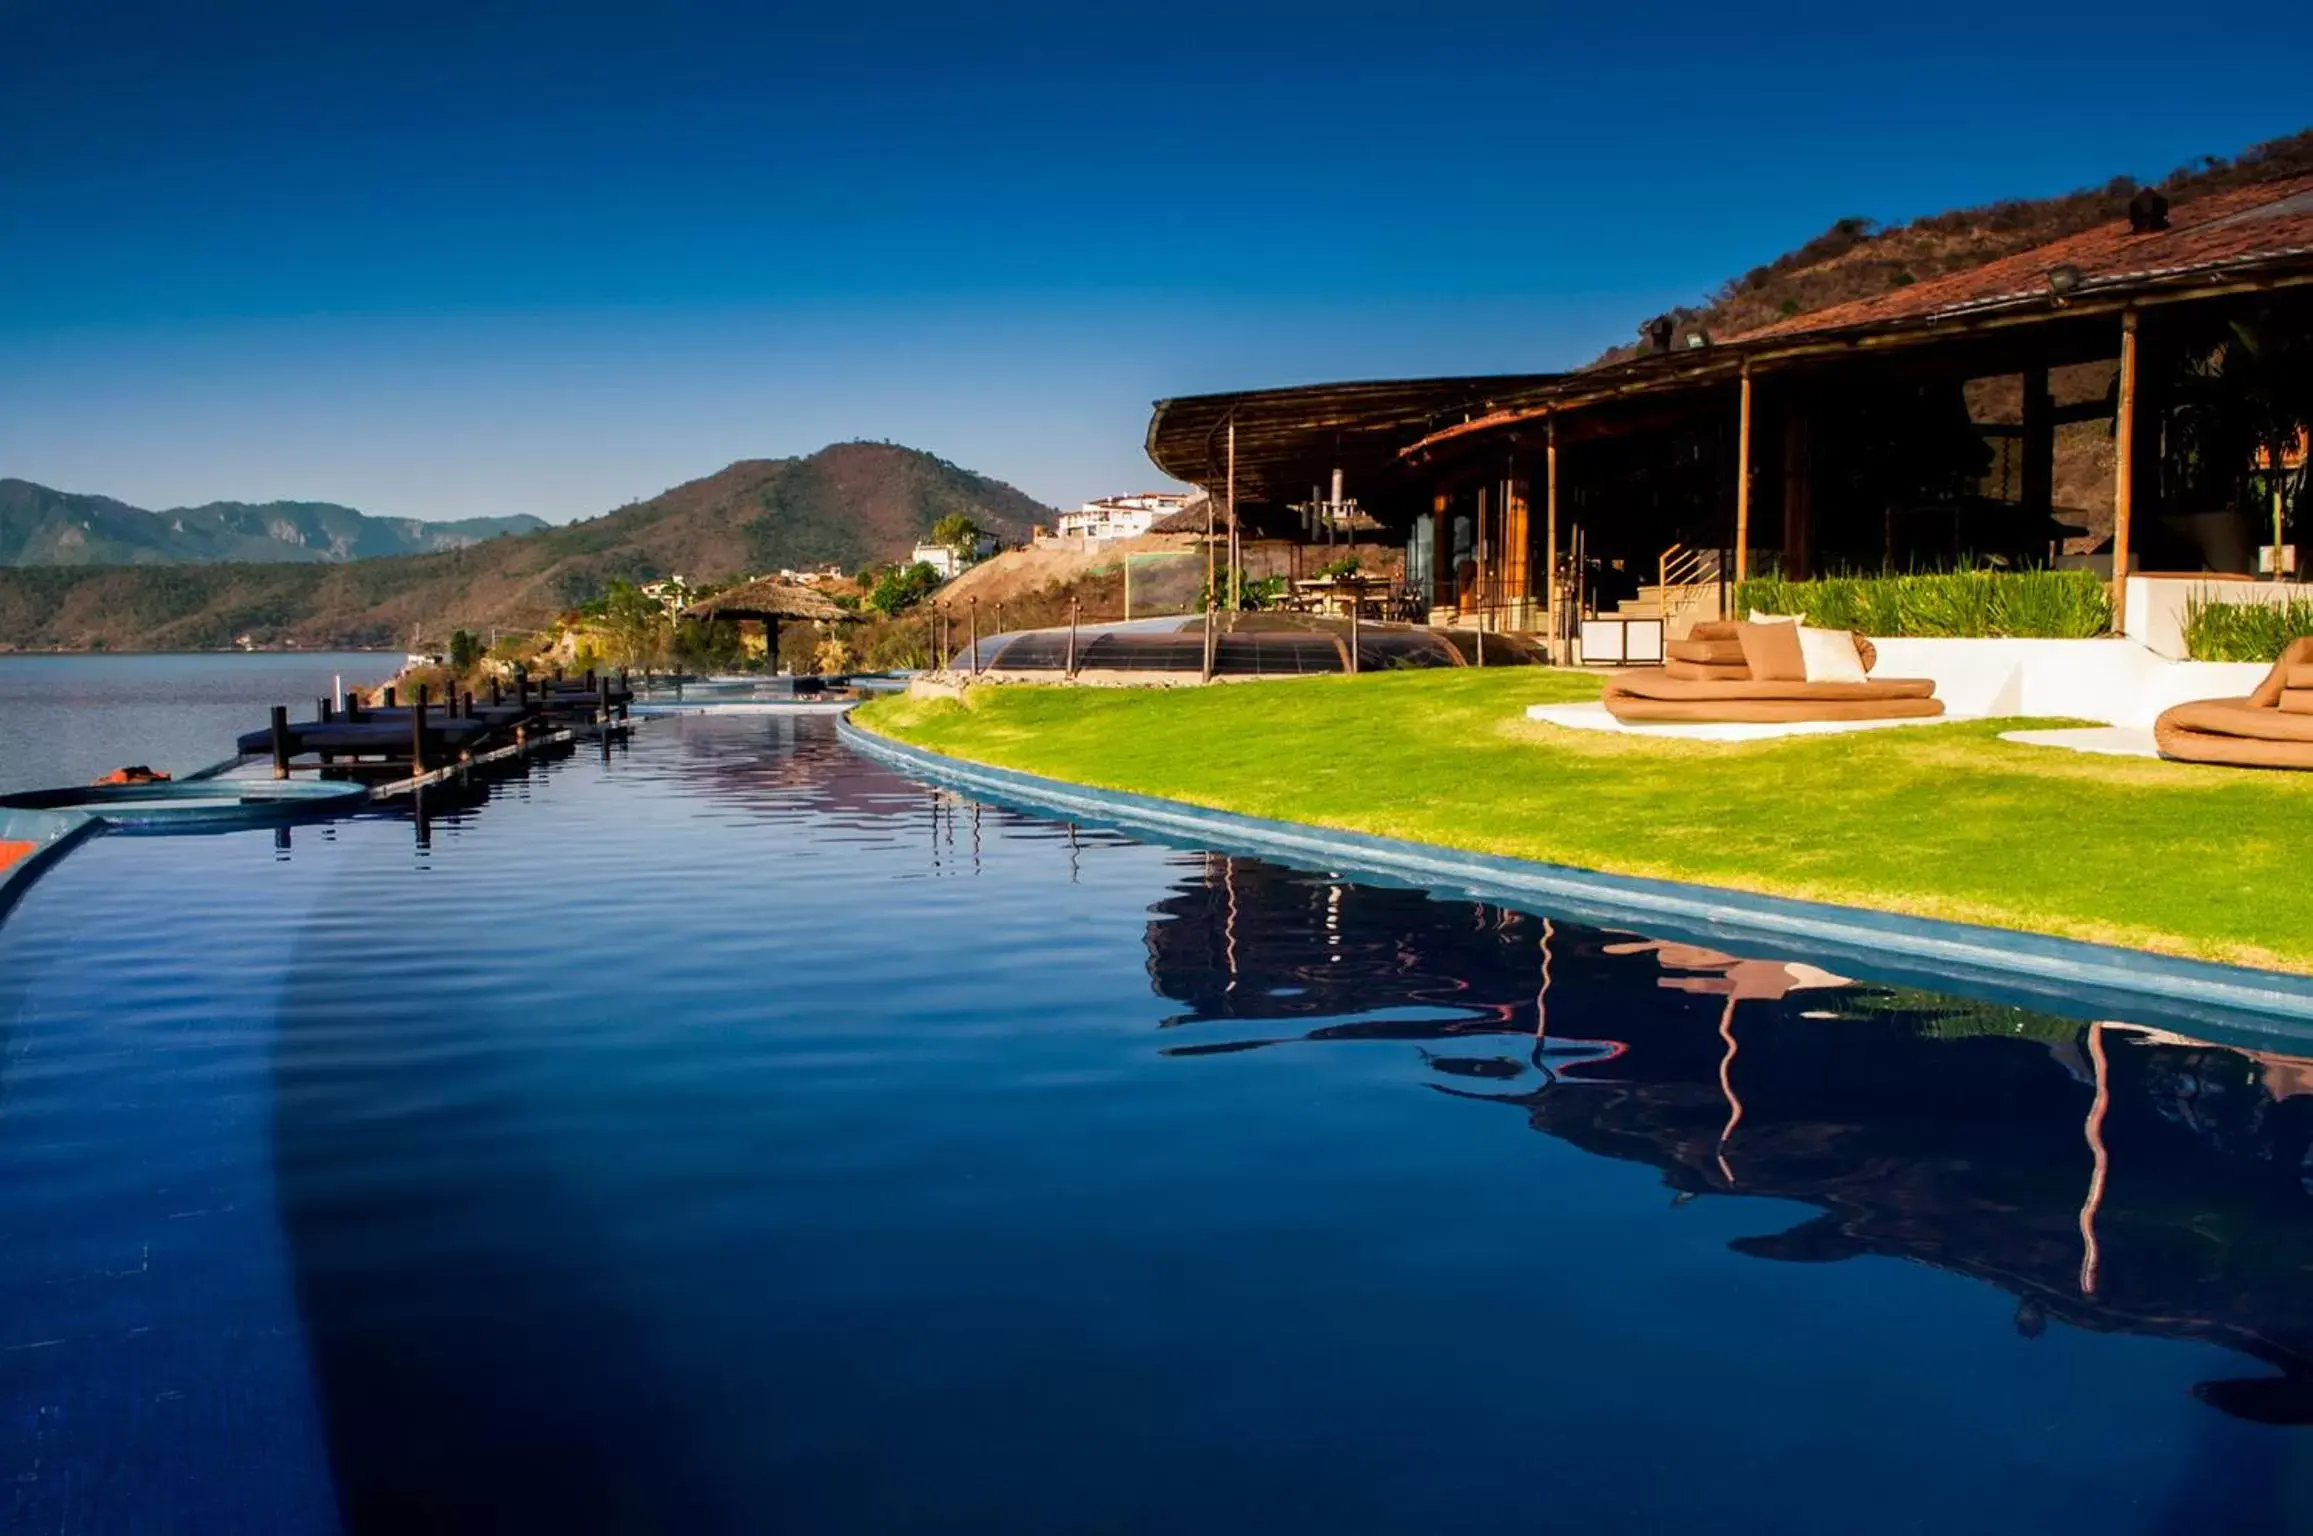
1733 569 2111 638
2181 591 2313 662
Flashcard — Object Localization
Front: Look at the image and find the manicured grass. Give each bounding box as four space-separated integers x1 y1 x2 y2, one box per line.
856 669 2313 973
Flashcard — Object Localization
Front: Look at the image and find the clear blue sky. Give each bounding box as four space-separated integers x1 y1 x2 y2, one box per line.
3 0 2305 521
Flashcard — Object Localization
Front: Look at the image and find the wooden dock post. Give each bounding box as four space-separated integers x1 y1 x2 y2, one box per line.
269 705 292 780
318 696 334 723
410 693 429 775
597 672 611 722
382 685 397 709
489 676 502 707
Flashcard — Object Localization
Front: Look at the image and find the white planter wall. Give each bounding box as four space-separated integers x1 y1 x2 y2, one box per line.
1864 637 2268 727
2124 576 2313 660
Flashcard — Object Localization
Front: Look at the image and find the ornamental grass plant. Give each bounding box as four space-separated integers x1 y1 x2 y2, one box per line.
2182 591 2313 662
1733 569 2112 638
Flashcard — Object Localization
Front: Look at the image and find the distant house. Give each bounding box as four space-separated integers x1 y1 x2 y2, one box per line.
1041 492 1187 546
910 532 998 577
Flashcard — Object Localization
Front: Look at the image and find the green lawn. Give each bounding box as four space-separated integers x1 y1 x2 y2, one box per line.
855 669 2313 973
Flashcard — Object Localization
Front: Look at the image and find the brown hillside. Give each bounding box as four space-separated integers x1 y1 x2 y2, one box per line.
0 442 1054 651
1599 127 2313 362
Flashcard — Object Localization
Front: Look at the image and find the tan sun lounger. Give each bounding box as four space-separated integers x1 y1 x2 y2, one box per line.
1603 622 1940 725
2154 638 2313 768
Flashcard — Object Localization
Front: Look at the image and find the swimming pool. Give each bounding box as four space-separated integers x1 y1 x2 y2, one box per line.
2 715 2307 1532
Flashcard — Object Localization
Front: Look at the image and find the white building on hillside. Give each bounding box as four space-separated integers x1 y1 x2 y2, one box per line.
1044 492 1187 545
909 531 999 578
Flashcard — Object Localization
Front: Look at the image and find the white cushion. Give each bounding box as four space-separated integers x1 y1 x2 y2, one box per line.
1748 610 1804 626
1796 625 1869 683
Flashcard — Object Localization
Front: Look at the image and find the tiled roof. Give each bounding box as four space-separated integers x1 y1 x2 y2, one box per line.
1728 173 2313 342
1399 175 2313 459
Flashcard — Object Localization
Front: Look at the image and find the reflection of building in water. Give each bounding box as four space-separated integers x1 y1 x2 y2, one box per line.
1146 852 2313 1424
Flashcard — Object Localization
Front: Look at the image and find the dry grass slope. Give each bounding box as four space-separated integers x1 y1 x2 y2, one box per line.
1599 127 2313 361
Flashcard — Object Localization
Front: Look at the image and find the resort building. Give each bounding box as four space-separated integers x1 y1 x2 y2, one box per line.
1039 492 1189 546
640 575 694 614
1144 176 2313 660
909 532 999 578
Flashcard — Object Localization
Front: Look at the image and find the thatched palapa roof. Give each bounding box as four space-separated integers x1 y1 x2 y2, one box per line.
681 576 857 624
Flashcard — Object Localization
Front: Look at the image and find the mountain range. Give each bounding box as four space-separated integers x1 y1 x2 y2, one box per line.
0 442 1051 650
0 479 548 566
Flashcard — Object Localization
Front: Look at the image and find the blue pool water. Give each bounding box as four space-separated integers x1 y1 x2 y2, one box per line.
2 714 2310 1533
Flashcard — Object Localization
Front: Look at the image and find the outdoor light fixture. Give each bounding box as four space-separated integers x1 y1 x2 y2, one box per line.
2047 264 2083 299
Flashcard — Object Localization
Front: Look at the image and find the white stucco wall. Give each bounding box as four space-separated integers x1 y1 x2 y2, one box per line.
2123 576 2313 660
1864 637 2268 727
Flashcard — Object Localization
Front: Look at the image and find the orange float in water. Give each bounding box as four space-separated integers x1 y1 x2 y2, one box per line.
0 839 36 874
92 766 171 786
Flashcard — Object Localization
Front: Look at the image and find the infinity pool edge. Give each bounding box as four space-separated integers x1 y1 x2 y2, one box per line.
838 713 2313 1041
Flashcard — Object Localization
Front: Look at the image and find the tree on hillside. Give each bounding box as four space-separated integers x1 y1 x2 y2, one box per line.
867 560 943 616
930 513 983 565
598 579 669 672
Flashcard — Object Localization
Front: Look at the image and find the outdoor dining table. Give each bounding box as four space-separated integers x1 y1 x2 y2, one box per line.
1290 575 1388 618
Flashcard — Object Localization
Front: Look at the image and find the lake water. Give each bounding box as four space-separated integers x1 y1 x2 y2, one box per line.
0 652 401 794
2 710 2311 1532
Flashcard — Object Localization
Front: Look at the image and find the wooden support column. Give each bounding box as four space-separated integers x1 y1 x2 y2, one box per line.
2113 309 2139 633
1782 398 1814 582
1431 491 1450 612
1734 369 1754 583
1501 471 1531 626
1217 417 1233 618
2020 365 2054 529
1474 484 1491 627
1545 418 1560 659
